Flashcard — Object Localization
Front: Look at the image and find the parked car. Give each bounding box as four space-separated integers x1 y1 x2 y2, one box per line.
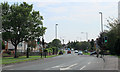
78 51 83 55
71 48 74 51
90 51 97 55
67 50 71 54
84 50 88 53
65 48 68 50
59 51 63 55
75 50 78 53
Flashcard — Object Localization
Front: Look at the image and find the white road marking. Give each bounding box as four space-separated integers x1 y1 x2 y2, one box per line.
88 62 91 64
60 67 69 70
9 69 14 70
51 65 63 68
80 65 86 70
44 68 51 70
60 63 78 70
3 65 14 68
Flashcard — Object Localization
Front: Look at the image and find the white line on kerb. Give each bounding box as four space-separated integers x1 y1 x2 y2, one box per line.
80 65 86 70
9 69 14 70
3 65 14 68
88 62 91 64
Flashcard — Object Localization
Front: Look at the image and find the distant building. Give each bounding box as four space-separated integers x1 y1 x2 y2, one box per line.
3 40 28 52
17 41 28 52
3 40 48 53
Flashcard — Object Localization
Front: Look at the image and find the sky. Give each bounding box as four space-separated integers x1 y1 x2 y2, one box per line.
1 0 119 44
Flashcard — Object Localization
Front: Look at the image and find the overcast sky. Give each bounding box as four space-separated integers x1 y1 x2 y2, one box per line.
1 0 119 44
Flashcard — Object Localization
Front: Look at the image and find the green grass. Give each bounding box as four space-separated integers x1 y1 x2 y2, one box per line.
46 55 59 58
109 55 120 58
2 55 58 65
118 56 120 58
83 52 90 55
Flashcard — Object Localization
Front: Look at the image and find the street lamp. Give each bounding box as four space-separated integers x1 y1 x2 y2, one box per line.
55 24 58 39
99 12 105 58
99 12 103 32
81 32 88 41
76 37 81 42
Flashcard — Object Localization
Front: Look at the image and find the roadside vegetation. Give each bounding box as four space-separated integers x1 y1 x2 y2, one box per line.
1 2 65 66
98 18 120 56
2 55 58 65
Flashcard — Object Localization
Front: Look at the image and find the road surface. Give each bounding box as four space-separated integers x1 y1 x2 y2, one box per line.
2 50 118 70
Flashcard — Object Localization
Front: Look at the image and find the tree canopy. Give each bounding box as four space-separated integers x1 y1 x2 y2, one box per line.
1 2 47 58
67 41 91 51
97 18 120 55
105 18 120 55
50 39 62 48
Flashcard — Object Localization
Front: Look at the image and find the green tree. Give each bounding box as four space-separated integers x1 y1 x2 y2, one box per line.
105 18 120 55
67 41 90 50
2 41 5 50
75 41 90 50
51 39 62 48
1 2 46 58
47 39 62 55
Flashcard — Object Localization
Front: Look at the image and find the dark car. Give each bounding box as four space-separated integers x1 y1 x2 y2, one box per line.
78 51 83 55
67 50 71 54
84 50 88 53
90 51 97 55
59 51 63 55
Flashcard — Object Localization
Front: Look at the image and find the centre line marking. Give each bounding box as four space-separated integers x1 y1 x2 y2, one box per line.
88 62 91 64
80 65 86 70
60 63 78 70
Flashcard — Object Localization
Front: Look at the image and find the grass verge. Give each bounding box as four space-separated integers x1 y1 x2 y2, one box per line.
2 55 58 65
83 52 90 55
118 56 120 58
109 55 120 58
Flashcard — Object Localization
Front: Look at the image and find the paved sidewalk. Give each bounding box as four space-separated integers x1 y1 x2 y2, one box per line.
103 55 118 70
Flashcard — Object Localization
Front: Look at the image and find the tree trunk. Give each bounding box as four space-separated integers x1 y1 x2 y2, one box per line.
14 45 17 58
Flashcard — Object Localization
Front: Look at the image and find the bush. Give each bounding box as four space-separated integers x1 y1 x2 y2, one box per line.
46 48 53 53
7 51 11 55
2 42 5 49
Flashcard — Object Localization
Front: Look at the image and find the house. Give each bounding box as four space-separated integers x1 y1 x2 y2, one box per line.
3 40 28 52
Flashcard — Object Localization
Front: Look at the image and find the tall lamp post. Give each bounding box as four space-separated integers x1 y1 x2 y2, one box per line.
99 12 104 58
55 24 58 39
99 12 103 32
81 32 88 41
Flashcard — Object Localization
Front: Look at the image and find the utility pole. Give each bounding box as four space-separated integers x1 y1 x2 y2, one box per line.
55 24 58 39
81 32 88 41
63 39 64 44
86 32 88 41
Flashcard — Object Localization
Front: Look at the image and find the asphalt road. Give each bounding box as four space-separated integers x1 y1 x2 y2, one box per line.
2 50 118 70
